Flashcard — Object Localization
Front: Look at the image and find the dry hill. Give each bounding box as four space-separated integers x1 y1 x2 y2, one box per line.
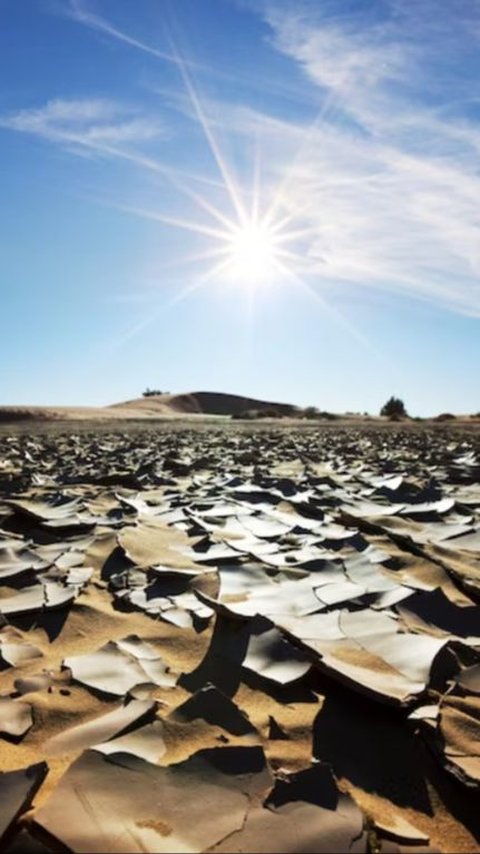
110 391 298 417
0 391 299 422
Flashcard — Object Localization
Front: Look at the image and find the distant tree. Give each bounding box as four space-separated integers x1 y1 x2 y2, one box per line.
303 406 320 419
380 396 408 419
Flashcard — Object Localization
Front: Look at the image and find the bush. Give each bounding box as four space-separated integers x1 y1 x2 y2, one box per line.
380 396 408 419
301 407 338 421
435 413 455 421
318 410 338 420
232 408 282 420
262 408 283 418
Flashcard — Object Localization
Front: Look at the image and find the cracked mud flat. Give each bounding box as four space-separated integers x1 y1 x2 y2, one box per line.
0 421 479 853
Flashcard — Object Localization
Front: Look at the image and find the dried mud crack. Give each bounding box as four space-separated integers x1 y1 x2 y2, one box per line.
0 422 479 852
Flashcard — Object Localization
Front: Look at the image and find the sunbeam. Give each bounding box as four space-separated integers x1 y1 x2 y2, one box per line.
112 202 232 242
168 255 233 306
273 257 378 354
169 36 249 227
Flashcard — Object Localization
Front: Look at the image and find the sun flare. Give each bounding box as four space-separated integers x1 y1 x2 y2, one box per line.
113 40 368 350
226 221 279 284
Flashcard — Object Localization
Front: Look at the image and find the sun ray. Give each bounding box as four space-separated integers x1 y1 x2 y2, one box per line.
268 206 311 235
84 137 225 192
169 36 248 227
165 174 239 233
251 111 263 224
106 302 168 352
272 258 376 352
263 85 345 228
275 247 314 268
272 224 323 245
147 245 233 273
168 255 234 306
107 256 233 352
111 202 232 242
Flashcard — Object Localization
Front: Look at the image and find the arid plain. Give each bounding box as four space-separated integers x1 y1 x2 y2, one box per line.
0 408 479 853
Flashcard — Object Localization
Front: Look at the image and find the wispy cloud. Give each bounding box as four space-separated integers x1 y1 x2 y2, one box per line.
245 1 480 317
0 97 163 148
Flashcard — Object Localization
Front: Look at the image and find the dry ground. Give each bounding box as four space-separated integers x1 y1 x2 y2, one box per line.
0 421 479 853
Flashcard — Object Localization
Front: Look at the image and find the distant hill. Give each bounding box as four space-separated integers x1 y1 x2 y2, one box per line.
0 391 299 422
110 391 299 417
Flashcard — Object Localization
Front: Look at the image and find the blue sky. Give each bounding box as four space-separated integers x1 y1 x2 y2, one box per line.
1 0 480 415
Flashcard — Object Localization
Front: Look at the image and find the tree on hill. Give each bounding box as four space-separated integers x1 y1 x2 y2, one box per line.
380 396 408 419
142 388 168 397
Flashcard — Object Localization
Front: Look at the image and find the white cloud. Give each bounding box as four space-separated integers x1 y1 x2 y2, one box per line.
238 2 480 317
268 9 412 96
0 97 163 148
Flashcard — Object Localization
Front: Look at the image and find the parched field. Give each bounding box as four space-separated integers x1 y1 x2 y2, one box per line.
0 422 479 853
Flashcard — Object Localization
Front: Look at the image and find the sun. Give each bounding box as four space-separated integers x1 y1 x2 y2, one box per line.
225 221 280 284
114 38 370 350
